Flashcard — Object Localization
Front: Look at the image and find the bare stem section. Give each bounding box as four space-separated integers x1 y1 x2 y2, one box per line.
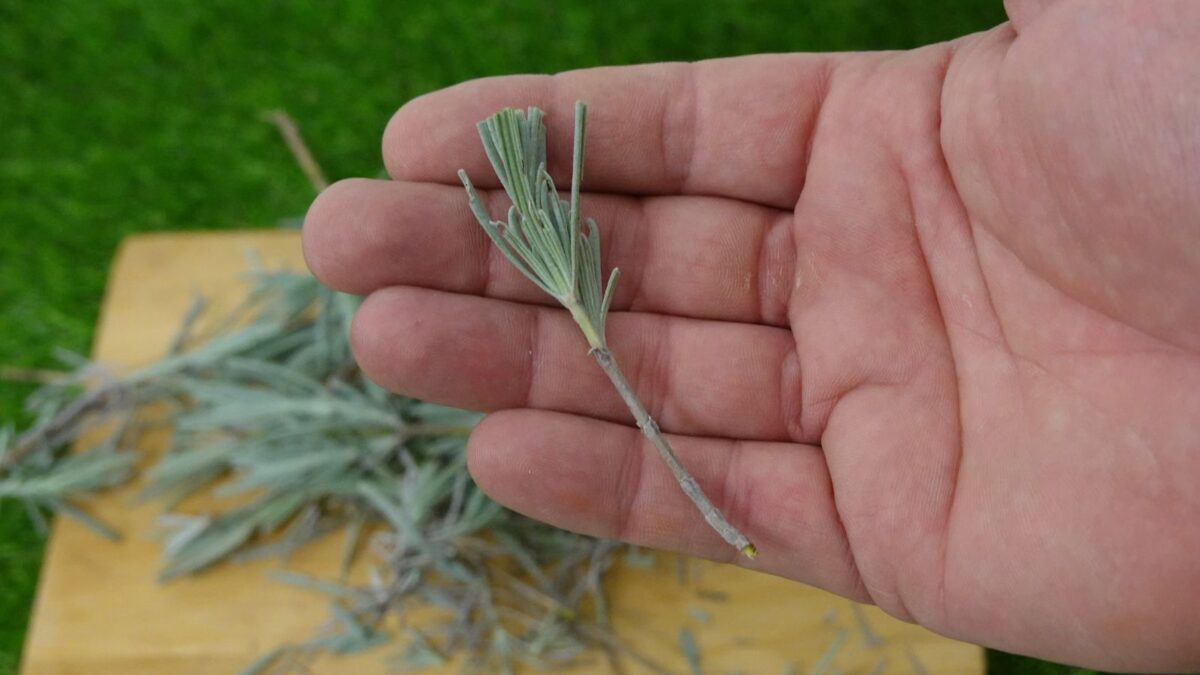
590 345 757 558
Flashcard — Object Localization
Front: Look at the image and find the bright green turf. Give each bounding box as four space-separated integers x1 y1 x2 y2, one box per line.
0 1 1116 673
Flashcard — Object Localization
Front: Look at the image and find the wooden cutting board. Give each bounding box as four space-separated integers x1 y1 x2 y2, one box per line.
20 231 983 675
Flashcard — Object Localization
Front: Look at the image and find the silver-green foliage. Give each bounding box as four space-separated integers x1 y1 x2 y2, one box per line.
459 102 618 350
0 262 641 672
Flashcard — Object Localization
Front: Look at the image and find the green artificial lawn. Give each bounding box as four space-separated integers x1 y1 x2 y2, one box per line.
0 1 1116 673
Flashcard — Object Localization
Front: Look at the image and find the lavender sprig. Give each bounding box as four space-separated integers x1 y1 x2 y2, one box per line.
459 102 757 558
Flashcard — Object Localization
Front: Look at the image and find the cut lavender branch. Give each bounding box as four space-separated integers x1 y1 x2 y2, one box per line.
0 103 755 673
460 102 756 559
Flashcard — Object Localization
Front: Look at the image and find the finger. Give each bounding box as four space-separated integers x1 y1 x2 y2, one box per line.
351 286 806 443
303 178 795 326
384 54 837 209
468 408 867 600
1004 0 1062 31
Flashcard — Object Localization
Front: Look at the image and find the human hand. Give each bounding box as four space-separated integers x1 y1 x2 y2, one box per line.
302 1 1200 670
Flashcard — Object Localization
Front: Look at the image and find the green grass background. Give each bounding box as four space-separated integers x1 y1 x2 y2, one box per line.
0 1 1112 673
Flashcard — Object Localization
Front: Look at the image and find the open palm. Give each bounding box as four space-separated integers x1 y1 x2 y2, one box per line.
303 1 1199 670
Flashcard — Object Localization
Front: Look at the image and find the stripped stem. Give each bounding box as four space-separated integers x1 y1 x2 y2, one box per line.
571 302 755 558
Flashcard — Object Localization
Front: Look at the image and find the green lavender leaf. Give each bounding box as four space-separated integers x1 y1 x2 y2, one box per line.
237 645 294 675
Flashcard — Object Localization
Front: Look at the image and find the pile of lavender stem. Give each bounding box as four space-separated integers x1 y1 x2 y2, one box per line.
0 263 670 674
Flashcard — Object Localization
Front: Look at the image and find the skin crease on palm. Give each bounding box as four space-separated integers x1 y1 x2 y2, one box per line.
302 0 1199 671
